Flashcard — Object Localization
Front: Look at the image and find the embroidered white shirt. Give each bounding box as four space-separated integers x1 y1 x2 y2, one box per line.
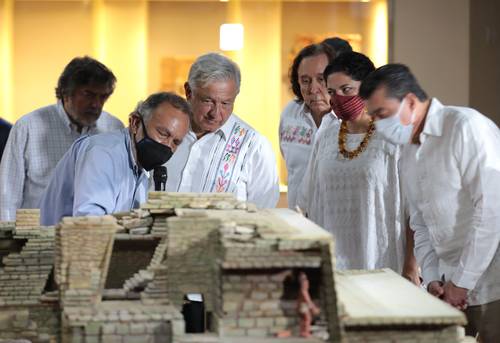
165 114 280 208
402 98 500 305
279 100 337 209
298 124 405 272
0 102 124 221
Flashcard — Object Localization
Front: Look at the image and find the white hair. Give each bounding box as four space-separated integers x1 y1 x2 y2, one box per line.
188 53 241 92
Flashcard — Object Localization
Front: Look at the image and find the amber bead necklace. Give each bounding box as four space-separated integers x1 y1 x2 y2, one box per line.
338 115 375 160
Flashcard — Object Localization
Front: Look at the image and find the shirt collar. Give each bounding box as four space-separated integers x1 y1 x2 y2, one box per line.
301 103 315 124
300 103 337 125
217 114 237 140
56 101 98 134
421 98 445 137
56 101 72 133
189 114 237 141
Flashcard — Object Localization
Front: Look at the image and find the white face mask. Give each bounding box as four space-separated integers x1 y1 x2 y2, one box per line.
375 98 415 145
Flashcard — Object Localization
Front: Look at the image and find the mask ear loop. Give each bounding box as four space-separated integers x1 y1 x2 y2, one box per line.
409 110 416 125
138 112 151 140
394 97 406 120
394 97 415 126
408 100 417 125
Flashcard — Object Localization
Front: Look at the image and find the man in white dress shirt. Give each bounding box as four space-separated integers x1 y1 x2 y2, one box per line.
361 63 500 342
165 53 279 208
0 56 123 221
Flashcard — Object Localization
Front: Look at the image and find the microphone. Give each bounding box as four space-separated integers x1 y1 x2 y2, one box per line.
153 166 167 191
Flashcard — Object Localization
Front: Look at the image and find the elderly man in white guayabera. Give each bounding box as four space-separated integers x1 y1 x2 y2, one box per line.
165 53 280 208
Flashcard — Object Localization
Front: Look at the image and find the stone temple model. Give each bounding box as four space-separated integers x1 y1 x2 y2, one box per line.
0 192 473 343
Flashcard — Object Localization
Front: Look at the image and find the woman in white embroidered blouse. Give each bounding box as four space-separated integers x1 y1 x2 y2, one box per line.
298 52 418 281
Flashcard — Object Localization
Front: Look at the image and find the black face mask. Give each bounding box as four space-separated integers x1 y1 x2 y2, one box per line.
135 116 173 172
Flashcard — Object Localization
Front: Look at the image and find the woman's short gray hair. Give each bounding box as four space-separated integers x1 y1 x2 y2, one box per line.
188 53 241 92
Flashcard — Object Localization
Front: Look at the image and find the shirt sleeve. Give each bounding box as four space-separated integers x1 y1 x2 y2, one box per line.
245 135 280 208
72 146 120 217
450 116 500 290
409 199 441 284
0 121 28 221
278 109 287 158
399 150 440 284
111 116 125 130
296 132 320 215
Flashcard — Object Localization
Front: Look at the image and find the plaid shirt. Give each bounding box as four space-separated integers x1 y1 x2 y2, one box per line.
0 102 124 221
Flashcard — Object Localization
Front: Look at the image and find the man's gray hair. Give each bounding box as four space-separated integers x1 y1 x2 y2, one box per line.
133 92 191 124
188 53 241 92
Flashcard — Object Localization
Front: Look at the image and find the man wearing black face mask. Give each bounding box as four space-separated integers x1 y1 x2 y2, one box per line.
39 92 190 226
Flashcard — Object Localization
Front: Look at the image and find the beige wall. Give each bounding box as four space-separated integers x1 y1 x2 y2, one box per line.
13 1 92 118
469 0 500 125
0 0 14 122
281 1 381 107
94 0 148 123
235 1 282 160
147 1 226 95
391 0 470 106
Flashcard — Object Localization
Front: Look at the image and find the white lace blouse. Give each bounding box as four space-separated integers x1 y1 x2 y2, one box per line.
298 123 405 272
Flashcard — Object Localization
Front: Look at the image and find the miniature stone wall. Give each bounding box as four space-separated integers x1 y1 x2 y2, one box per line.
54 216 185 343
141 264 169 305
213 212 337 341
0 210 60 343
61 302 184 343
106 238 159 289
56 216 119 307
124 236 168 295
163 216 221 311
0 305 59 343
0 228 54 305
321 242 342 342
216 270 299 337
143 192 241 213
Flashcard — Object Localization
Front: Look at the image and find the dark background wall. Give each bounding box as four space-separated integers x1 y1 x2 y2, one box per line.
469 0 500 125
391 0 500 126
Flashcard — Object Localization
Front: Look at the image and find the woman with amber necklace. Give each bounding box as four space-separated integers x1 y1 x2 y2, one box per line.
298 52 418 280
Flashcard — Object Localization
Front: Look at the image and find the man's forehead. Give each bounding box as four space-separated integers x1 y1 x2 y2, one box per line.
370 85 389 100
197 79 237 94
369 86 399 105
152 103 188 121
154 107 190 139
365 86 402 116
77 83 113 94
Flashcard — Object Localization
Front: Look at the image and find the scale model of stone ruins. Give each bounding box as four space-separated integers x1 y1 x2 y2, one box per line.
0 192 473 343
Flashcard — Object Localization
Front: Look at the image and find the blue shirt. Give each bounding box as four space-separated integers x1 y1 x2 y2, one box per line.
40 128 150 226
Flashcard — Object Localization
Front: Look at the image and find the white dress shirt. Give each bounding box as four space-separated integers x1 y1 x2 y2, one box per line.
165 114 280 208
0 102 124 221
279 100 337 209
402 98 500 305
298 122 405 272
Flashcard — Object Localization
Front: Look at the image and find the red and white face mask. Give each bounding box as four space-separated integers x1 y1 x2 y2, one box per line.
331 94 365 121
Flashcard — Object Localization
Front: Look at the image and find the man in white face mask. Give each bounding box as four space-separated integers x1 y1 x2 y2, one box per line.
360 63 500 343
